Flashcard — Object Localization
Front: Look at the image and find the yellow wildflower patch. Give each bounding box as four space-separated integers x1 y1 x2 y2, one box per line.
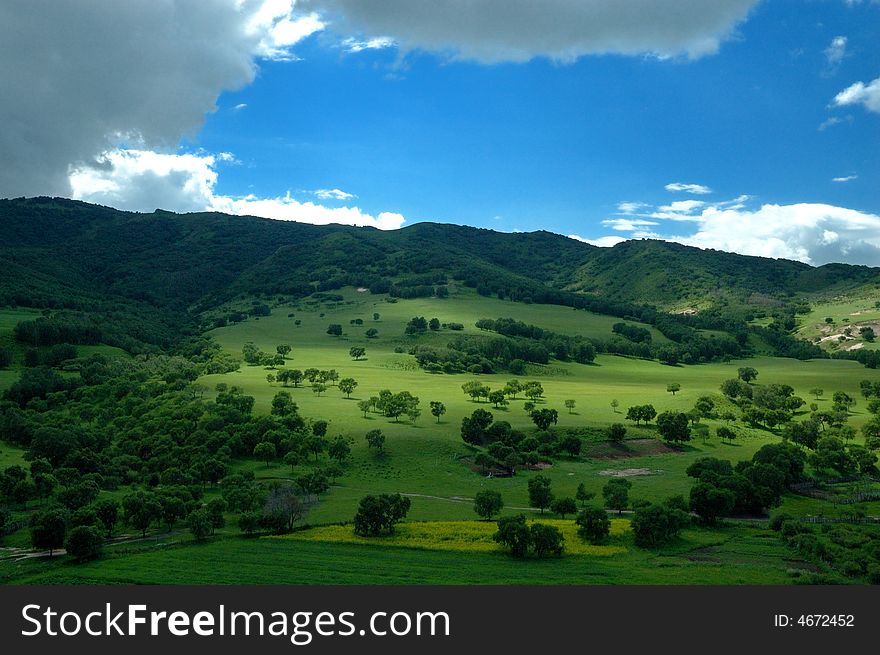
277 519 629 556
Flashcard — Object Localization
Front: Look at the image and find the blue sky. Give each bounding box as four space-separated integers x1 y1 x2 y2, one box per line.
201 0 878 233
2 1 878 264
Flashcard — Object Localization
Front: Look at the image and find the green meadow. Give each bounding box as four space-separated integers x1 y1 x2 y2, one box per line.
1 285 879 585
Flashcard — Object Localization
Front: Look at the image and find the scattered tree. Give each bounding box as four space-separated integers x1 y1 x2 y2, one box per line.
493 514 531 557
550 497 577 519
576 483 595 507
353 493 411 536
530 523 565 557
366 429 386 453
527 475 554 514
65 525 103 562
576 506 611 544
473 490 504 520
338 377 358 398
602 478 631 514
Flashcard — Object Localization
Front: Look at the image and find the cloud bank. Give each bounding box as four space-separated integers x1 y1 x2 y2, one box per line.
0 0 319 199
303 0 759 63
70 149 404 230
570 196 880 266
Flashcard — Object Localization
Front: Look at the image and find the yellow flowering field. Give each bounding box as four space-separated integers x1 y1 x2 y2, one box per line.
277 519 629 556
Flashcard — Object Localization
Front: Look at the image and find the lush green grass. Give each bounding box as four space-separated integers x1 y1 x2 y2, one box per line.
202 286 880 527
0 440 27 470
3 288 878 585
2 523 801 585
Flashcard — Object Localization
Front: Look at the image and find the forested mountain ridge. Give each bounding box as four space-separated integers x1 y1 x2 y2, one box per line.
1 197 878 353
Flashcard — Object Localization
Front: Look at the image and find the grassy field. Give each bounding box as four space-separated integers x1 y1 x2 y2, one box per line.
1 287 879 584
3 522 802 585
196 286 880 526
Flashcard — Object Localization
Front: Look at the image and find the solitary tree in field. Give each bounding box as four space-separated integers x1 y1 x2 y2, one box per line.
338 377 358 398
564 399 576 414
810 388 824 401
531 408 558 431
350 347 366 360
473 490 504 520
528 475 554 514
266 373 275 385
366 429 386 453
737 366 758 383
373 313 380 321
429 318 441 331
603 478 631 515
666 383 681 396
365 328 378 339
610 399 620 413
327 324 343 336
430 401 447 423
276 344 292 358
550 497 577 519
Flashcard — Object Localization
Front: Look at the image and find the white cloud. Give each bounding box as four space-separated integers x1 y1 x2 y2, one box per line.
0 1 322 199
233 103 249 112
579 201 880 266
341 36 396 53
659 200 705 213
601 218 659 231
673 203 880 265
833 76 880 113
824 35 847 69
665 182 713 194
314 188 357 200
818 115 852 130
69 149 405 230
247 1 325 61
568 234 628 248
303 0 758 63
617 201 649 214
832 175 858 182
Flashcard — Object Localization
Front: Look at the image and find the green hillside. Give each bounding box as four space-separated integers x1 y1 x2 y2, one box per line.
3 197 880 586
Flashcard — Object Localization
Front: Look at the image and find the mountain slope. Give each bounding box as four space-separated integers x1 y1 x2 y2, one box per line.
1 197 878 336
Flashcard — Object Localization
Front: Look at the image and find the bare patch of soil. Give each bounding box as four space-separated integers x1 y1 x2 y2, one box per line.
585 438 679 460
597 467 661 477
